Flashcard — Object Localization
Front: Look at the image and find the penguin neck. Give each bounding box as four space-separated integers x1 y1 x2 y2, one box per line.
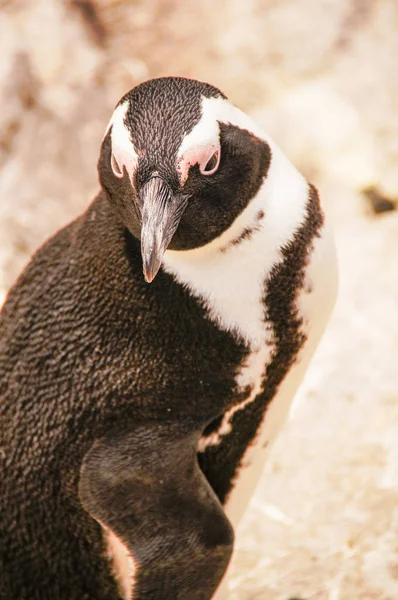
162 145 310 349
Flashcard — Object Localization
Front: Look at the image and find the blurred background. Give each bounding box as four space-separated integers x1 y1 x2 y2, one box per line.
1 1 398 598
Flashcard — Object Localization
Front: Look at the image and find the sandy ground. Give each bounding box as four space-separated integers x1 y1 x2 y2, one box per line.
1 1 398 598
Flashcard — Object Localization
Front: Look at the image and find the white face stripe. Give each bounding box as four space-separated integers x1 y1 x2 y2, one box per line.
105 101 139 184
171 94 308 263
177 98 221 184
105 527 136 600
176 95 270 186
105 95 275 189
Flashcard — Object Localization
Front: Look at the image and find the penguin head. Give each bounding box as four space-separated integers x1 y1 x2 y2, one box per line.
98 77 271 282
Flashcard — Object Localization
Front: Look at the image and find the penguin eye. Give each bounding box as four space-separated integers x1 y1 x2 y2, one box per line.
200 149 220 176
111 153 123 178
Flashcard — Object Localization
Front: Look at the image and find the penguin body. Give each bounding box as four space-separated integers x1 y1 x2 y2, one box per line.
0 77 337 600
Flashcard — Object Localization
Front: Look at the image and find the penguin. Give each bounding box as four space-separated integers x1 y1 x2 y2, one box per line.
0 76 338 600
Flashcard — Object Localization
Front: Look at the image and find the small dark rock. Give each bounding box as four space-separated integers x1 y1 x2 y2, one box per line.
362 186 397 215
69 0 108 47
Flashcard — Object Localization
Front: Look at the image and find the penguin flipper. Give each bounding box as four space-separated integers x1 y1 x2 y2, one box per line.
79 423 234 600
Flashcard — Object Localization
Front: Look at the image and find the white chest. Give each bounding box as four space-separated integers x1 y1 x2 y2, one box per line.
162 148 308 346
162 161 310 444
162 173 338 533
162 209 273 448
164 235 276 448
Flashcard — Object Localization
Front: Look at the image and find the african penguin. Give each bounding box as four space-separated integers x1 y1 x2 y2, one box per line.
0 76 338 600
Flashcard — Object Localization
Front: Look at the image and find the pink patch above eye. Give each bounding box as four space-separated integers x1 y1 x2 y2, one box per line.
111 153 123 177
178 143 221 184
200 149 220 175
110 131 139 182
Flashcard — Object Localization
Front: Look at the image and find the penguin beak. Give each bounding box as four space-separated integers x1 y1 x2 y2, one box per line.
139 176 189 283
